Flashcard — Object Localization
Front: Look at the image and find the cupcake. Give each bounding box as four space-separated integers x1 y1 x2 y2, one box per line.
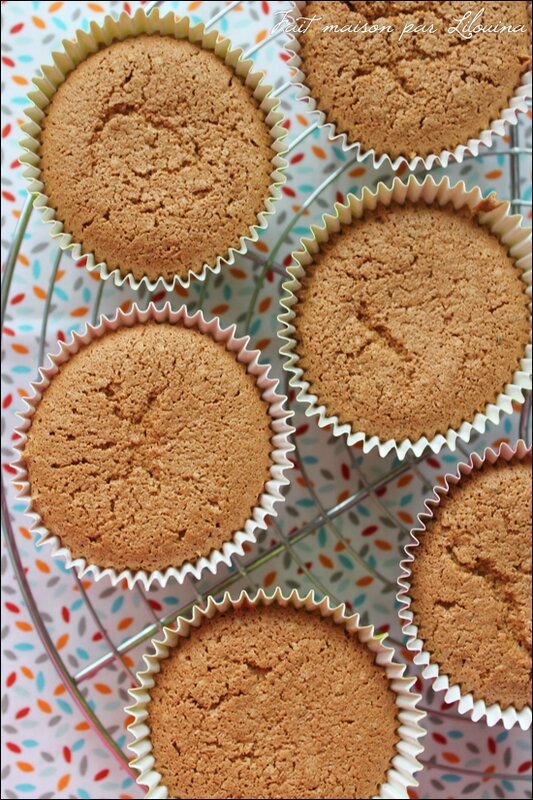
291 1 531 165
128 590 425 799
14 304 293 588
21 10 286 288
398 441 532 729
278 175 532 458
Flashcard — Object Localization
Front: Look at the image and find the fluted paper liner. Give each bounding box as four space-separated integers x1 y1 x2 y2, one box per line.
286 1 532 171
12 303 294 590
126 588 426 799
397 440 532 731
19 7 288 291
278 174 532 460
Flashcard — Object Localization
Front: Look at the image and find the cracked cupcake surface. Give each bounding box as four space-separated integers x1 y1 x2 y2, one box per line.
410 457 532 710
293 201 530 443
23 322 272 573
298 1 531 159
38 34 274 282
148 604 400 799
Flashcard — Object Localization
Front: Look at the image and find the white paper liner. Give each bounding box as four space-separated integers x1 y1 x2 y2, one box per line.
286 1 532 172
397 440 532 731
11 303 294 590
19 7 288 291
278 173 532 460
126 587 426 799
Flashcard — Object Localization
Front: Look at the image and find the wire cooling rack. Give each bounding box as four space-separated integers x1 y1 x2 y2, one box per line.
1 2 532 798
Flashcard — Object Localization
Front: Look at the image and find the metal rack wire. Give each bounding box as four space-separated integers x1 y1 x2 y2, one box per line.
1 0 532 795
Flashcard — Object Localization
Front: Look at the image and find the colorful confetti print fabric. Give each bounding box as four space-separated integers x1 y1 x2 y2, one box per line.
1 2 532 798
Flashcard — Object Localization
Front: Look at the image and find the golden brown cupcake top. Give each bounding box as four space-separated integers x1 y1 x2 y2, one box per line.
24 322 272 573
298 1 531 159
294 201 530 443
148 604 400 799
39 35 274 282
409 457 532 710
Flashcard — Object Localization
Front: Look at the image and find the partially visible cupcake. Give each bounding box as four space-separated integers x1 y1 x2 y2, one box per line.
21 11 286 287
399 442 532 728
15 305 293 587
128 591 425 799
279 176 532 458
410 456 531 709
294 1 531 162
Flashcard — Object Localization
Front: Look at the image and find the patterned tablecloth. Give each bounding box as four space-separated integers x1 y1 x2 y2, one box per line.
1 2 532 798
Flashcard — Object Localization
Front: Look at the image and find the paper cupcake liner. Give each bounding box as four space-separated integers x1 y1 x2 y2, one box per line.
19 7 288 292
127 587 426 800
11 302 294 590
286 1 532 172
397 439 532 731
278 173 532 460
